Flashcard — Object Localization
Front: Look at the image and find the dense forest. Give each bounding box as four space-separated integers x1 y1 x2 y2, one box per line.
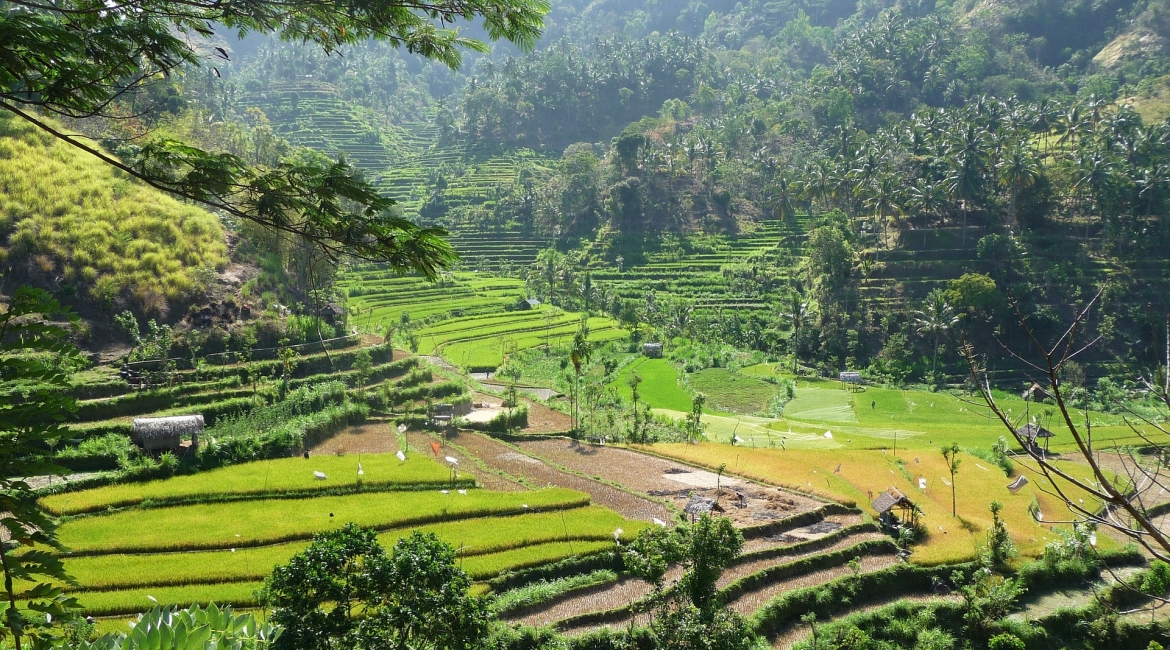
6 0 1170 380
63 0 1166 387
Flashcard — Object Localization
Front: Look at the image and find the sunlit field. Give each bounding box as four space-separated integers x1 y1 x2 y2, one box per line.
645 442 1112 565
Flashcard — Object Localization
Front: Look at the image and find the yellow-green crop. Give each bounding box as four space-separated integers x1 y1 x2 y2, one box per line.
59 488 589 554
41 454 454 516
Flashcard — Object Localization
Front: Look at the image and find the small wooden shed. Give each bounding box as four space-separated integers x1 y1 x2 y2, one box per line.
1021 383 1052 402
643 342 663 358
1016 422 1055 454
132 415 203 452
683 494 725 522
872 487 917 526
839 371 863 391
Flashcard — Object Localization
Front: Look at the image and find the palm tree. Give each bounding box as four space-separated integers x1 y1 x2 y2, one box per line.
905 179 944 246
945 121 990 248
804 160 833 212
915 288 959 383
782 291 812 373
866 173 901 250
997 142 1042 227
1055 105 1084 151
769 175 799 222
1073 150 1119 243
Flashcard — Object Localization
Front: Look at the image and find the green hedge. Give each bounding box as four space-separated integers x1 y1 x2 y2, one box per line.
750 561 975 638
73 385 252 422
462 406 528 433
488 549 624 593
717 538 898 605
385 379 466 405
286 356 418 390
197 400 368 469
192 344 395 382
1016 547 1145 590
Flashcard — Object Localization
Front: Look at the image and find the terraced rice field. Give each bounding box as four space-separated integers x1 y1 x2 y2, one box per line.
644 442 1114 565
540 517 894 635
342 272 626 369
49 451 650 618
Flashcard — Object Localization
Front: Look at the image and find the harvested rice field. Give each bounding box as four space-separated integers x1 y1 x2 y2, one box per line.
309 419 401 455
444 430 675 523
517 438 824 527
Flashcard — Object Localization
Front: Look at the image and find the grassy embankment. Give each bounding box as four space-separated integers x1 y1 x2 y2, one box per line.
0 112 227 305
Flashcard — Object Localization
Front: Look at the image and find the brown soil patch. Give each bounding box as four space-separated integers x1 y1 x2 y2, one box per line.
416 431 526 492
522 399 573 433
446 431 673 523
468 392 571 434
725 553 898 615
740 514 862 554
717 532 889 589
310 420 400 455
515 576 655 628
516 439 823 527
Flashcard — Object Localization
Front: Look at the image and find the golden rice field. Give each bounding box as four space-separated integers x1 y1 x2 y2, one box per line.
645 442 1112 565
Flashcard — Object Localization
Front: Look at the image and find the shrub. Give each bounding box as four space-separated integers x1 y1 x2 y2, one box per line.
461 406 528 433
54 433 137 471
988 633 1026 650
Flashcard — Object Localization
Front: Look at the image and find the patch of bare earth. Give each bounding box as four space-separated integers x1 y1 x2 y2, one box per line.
718 532 889 589
418 431 526 492
310 420 400 455
516 439 823 527
740 514 864 554
521 400 573 433
445 431 673 522
467 393 572 434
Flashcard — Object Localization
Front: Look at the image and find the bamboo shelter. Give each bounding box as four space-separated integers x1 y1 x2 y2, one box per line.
1016 422 1055 455
872 487 918 526
132 415 203 453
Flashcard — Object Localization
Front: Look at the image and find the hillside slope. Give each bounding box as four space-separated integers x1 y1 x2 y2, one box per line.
0 114 228 317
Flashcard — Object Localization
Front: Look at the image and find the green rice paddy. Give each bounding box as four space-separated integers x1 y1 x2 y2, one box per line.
633 361 1148 453
343 272 626 368
611 357 694 412
59 487 589 554
40 454 454 515
47 453 646 617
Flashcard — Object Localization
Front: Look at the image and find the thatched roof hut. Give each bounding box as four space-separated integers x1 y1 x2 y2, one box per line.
132 415 203 452
1016 422 1054 444
1021 383 1052 402
683 495 724 522
1017 422 1056 454
839 371 863 390
872 487 917 524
